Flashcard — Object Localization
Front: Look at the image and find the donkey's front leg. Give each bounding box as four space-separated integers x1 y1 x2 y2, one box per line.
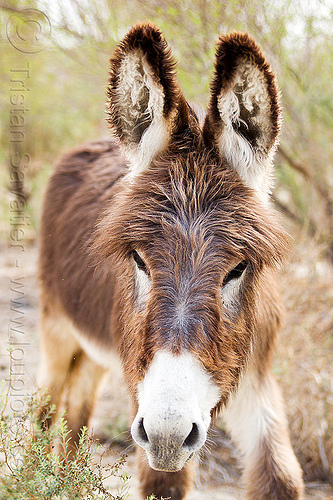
223 368 304 500
137 448 195 500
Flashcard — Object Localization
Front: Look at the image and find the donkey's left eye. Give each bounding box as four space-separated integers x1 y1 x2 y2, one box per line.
223 261 247 286
133 250 148 273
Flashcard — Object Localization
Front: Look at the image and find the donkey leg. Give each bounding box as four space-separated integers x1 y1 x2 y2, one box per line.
137 448 195 500
137 448 194 500
223 368 304 500
63 350 105 454
38 305 81 428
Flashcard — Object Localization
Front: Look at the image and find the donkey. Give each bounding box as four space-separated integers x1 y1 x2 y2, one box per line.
38 23 304 500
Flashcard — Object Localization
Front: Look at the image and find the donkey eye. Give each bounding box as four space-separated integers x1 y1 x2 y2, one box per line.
223 261 247 286
133 250 148 273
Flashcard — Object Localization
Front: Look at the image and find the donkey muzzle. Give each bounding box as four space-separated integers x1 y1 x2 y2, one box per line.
131 350 220 471
131 413 207 471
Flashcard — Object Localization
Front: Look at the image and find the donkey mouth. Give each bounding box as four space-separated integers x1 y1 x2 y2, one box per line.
147 450 196 473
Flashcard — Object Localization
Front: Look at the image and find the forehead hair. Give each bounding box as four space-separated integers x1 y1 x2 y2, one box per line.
92 147 288 271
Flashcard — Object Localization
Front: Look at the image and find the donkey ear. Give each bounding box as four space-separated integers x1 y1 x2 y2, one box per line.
107 23 185 175
203 33 281 198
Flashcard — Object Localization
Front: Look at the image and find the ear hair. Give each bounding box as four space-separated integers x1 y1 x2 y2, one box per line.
107 22 187 175
203 33 281 199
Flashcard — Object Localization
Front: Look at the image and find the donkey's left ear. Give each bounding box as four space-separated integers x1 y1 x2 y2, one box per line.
107 23 187 175
203 33 281 198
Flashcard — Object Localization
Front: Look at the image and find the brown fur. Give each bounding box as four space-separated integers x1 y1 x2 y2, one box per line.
38 23 304 499
203 32 280 155
245 434 304 499
243 373 304 500
39 140 126 343
107 22 190 147
249 370 304 499
90 148 288 404
138 448 195 500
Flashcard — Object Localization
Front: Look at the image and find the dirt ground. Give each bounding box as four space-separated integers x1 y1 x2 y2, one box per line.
1 243 332 499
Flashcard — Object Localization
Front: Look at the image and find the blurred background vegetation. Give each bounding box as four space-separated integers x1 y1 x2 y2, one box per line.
1 0 332 490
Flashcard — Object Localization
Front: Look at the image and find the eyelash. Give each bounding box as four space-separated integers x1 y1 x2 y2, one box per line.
132 251 247 284
223 261 248 286
132 250 148 273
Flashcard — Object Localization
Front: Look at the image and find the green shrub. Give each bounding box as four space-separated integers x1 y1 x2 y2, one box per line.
0 390 129 500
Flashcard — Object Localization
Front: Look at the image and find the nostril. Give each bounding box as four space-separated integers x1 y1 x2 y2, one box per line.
183 423 199 448
138 418 149 444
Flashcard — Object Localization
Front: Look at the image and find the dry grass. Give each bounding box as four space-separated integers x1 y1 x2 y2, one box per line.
276 229 333 483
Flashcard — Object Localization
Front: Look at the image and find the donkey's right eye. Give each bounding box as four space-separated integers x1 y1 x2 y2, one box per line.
132 250 148 273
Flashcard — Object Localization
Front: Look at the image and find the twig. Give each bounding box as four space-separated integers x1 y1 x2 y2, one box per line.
278 145 331 201
317 433 329 473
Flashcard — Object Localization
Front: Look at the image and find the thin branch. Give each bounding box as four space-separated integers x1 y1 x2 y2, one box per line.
278 145 331 201
0 2 22 13
278 145 311 180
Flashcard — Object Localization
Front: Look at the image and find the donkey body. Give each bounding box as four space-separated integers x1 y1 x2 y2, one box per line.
38 24 304 499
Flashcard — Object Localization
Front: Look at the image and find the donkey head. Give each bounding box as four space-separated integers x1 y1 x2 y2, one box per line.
94 23 287 472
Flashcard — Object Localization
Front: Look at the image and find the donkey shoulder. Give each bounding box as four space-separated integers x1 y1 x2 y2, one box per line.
50 139 127 198
39 139 126 341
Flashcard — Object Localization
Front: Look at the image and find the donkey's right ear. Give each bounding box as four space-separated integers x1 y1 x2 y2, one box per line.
107 23 186 175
